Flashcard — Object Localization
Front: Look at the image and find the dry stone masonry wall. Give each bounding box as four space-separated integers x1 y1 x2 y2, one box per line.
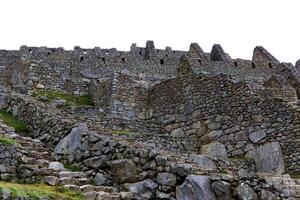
1 42 300 199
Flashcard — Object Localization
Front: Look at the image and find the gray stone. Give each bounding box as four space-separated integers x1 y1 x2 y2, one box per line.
212 181 232 200
0 164 7 173
260 189 278 200
51 99 66 108
156 172 177 187
171 128 185 137
176 175 217 200
201 142 228 160
110 159 138 183
80 70 100 79
0 188 11 200
94 173 108 186
83 155 109 168
170 163 192 177
235 183 257 200
44 176 58 186
48 162 65 171
54 123 88 162
200 130 223 145
0 85 7 93
249 130 266 143
207 122 222 131
58 171 85 178
254 142 284 175
128 179 158 200
0 94 7 109
189 154 217 171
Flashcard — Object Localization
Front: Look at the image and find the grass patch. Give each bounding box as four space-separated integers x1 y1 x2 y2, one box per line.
32 90 94 106
111 130 139 136
0 110 28 133
64 164 80 172
290 173 300 179
0 135 18 146
0 181 83 200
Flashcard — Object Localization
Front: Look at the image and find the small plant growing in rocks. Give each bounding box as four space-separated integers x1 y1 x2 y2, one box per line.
0 135 18 146
0 110 28 133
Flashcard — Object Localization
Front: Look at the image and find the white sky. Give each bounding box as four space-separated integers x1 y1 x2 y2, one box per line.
0 0 299 64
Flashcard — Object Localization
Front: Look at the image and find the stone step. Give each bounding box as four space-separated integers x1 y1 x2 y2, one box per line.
83 191 121 200
64 185 120 200
58 171 86 178
57 177 90 186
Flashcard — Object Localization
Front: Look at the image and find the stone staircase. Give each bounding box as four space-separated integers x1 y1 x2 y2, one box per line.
0 121 124 200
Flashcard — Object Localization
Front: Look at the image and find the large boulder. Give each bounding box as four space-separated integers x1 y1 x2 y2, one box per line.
54 123 88 162
254 142 284 175
212 181 232 200
235 183 257 200
109 159 138 183
0 85 7 93
128 179 158 200
176 175 217 200
189 154 217 171
156 172 177 187
201 142 228 160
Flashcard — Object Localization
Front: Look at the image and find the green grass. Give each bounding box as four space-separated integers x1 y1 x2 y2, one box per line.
0 110 28 133
111 130 140 136
0 181 83 200
32 90 94 106
0 135 18 146
64 163 80 172
290 173 300 179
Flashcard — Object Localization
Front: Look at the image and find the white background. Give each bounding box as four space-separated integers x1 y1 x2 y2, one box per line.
0 0 299 63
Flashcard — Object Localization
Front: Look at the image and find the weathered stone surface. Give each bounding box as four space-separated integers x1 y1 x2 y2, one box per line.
212 181 232 200
254 142 284 175
171 128 184 137
54 123 88 162
201 142 228 160
260 189 278 200
189 154 217 171
0 94 7 109
156 172 177 187
83 155 109 168
249 130 266 143
235 183 257 200
128 179 158 200
51 99 66 108
200 130 222 145
44 176 58 186
35 83 45 89
80 70 100 79
0 188 11 200
110 159 138 183
48 162 65 171
177 175 217 200
94 173 109 186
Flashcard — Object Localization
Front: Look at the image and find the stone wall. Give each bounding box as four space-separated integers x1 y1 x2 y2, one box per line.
148 73 300 173
2 93 74 145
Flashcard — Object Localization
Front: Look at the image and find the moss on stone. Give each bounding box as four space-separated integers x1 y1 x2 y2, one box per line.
0 181 83 200
0 110 28 133
0 135 18 146
64 163 80 172
290 173 300 179
32 90 94 106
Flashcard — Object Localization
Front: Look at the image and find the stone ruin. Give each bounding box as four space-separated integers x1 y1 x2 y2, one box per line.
0 41 300 199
